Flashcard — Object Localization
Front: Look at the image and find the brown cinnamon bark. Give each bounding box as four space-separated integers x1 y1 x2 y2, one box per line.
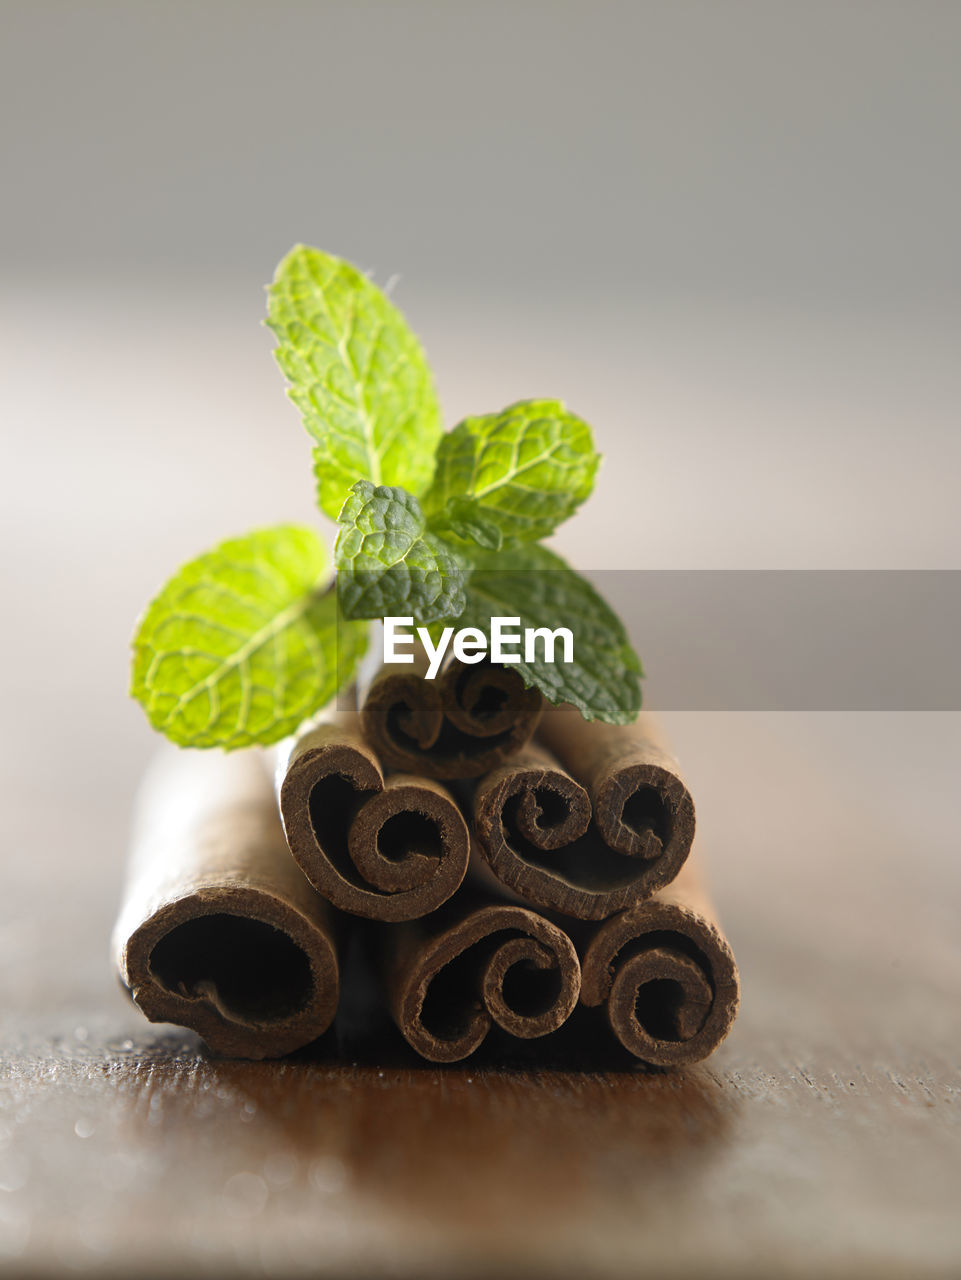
113 749 340 1059
473 705 696 919
360 652 543 779
277 710 470 922
385 897 581 1062
580 855 739 1066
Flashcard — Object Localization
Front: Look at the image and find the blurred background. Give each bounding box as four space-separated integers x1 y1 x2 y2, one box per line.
1 2 959 1274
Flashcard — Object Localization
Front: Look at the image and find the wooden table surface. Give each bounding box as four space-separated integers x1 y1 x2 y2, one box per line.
2 290 960 1276
1 710 958 1278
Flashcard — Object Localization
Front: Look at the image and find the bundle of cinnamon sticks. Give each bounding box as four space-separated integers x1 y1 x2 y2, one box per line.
115 657 739 1067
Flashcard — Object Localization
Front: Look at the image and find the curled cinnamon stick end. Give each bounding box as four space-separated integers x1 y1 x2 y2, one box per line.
278 713 469 922
386 901 581 1062
474 703 694 919
474 729 695 920
580 860 739 1067
360 654 543 779
113 750 339 1060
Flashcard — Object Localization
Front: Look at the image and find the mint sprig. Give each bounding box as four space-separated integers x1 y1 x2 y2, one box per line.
130 246 643 749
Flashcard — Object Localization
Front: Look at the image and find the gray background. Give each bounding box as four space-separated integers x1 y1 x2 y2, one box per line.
4 1 961 303
3 0 959 586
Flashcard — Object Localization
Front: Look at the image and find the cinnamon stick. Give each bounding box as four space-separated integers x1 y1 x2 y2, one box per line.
113 748 340 1059
277 711 470 922
384 897 581 1062
473 705 696 919
360 652 543 779
579 854 739 1066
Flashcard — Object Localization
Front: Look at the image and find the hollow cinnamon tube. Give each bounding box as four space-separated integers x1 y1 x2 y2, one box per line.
360 652 543 779
580 854 739 1067
113 749 340 1059
384 897 581 1063
277 710 470 922
473 706 696 919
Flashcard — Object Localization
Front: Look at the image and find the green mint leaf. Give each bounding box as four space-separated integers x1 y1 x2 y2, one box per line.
423 399 600 544
131 525 368 749
266 245 443 520
335 481 467 625
447 544 642 723
428 497 504 551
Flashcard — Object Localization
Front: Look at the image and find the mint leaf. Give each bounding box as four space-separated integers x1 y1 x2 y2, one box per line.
429 498 504 551
423 399 600 544
267 245 442 520
131 526 368 749
448 544 641 723
335 481 467 625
